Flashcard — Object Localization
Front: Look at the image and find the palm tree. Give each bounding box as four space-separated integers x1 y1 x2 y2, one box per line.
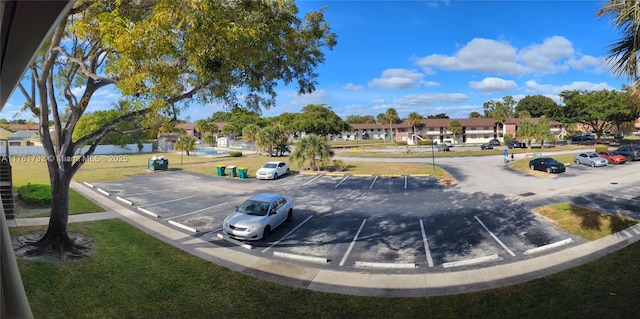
385 108 399 142
242 124 261 143
447 119 463 144
255 124 288 157
407 112 423 144
174 135 196 156
291 134 334 171
597 1 640 80
195 119 217 141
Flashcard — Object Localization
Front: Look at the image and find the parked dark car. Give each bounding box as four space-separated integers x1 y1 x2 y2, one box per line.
480 143 493 150
571 134 596 145
507 140 525 149
489 139 501 146
528 157 566 173
616 145 640 161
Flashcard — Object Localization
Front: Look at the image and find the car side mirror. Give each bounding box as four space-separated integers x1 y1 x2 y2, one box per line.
270 208 277 215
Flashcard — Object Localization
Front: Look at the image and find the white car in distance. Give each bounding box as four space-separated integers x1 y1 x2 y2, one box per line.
256 161 290 180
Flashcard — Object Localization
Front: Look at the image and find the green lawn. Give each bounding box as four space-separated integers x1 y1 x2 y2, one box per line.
10 220 640 318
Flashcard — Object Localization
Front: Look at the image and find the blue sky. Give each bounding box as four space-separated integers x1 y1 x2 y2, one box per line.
4 0 630 122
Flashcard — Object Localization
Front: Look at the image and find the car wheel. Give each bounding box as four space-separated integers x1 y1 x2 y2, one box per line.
546 167 552 173
590 162 595 167
286 209 293 222
530 164 535 170
609 160 613 164
286 168 290 175
262 226 271 240
273 173 278 180
574 159 579 164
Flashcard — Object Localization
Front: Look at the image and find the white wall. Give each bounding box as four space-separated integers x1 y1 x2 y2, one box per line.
8 143 152 155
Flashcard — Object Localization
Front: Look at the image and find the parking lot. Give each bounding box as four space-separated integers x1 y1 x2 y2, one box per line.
84 153 640 274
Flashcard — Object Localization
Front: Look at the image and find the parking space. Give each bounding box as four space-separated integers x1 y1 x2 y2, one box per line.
83 163 638 272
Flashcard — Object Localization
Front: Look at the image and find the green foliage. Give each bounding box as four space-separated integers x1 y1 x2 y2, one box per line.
447 120 463 141
203 132 215 146
242 124 261 143
427 113 450 119
229 151 243 157
228 108 264 136
174 135 197 155
17 184 51 207
345 115 376 124
291 134 334 171
293 104 348 136
468 111 482 118
515 95 560 119
417 139 432 146
483 96 516 122
332 159 346 171
407 112 423 134
211 111 231 122
396 141 407 146
504 134 514 144
559 89 635 139
256 124 288 157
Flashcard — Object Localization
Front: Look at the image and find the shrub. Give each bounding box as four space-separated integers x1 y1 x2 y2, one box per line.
417 139 432 146
17 184 51 207
332 159 346 171
396 141 407 146
229 151 243 157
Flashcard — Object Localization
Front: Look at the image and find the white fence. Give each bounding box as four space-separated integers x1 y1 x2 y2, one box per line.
8 143 152 156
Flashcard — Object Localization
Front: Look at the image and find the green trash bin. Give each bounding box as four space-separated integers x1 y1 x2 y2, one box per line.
216 165 226 176
227 165 237 178
238 167 248 180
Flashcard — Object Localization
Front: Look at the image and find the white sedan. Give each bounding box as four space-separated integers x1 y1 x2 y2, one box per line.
256 161 290 180
222 193 294 240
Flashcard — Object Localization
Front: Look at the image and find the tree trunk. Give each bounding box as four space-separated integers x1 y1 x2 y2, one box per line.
28 162 78 258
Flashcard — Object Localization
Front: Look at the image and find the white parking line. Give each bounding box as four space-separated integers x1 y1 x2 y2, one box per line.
474 215 516 257
369 176 378 189
419 219 434 267
162 202 228 221
334 175 350 188
404 176 407 189
339 219 366 267
138 195 197 208
302 174 324 186
354 261 416 269
262 215 313 253
273 251 328 264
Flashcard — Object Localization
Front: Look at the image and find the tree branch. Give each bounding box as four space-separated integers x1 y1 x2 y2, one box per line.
53 46 118 86
73 108 153 149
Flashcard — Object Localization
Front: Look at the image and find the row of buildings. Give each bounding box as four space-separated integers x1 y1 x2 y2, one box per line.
173 118 571 145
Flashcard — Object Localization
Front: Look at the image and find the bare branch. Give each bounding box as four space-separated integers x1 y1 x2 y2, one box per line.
53 46 118 85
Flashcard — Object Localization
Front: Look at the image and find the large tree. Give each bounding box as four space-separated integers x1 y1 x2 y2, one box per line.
345 114 376 124
484 96 516 138
515 95 560 119
292 104 347 136
17 0 336 256
256 124 288 157
559 89 631 139
427 113 449 119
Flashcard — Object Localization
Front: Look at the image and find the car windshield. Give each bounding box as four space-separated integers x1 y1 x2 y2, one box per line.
263 163 277 169
237 200 270 216
611 151 620 155
588 153 599 158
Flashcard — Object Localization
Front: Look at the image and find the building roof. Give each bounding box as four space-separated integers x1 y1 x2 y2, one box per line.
7 124 39 131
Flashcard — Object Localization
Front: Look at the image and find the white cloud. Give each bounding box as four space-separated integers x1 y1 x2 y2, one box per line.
343 83 365 91
393 93 467 106
469 77 517 93
415 38 529 75
368 68 429 89
519 36 574 73
525 80 614 95
371 99 385 105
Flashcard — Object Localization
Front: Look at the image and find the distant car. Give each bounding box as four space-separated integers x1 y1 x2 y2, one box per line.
596 151 627 165
435 144 450 152
507 140 524 149
256 161 290 180
616 145 640 161
529 157 565 173
489 139 501 146
444 140 453 147
223 193 294 241
574 152 608 167
480 143 493 150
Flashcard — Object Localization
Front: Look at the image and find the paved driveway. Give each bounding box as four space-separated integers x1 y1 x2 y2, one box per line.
85 151 640 273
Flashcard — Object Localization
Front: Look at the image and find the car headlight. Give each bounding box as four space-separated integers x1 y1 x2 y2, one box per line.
248 225 263 232
223 217 229 226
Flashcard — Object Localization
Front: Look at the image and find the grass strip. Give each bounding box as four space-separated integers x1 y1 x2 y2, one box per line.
9 219 640 319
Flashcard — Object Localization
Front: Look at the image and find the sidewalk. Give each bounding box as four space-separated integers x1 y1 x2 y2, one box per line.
8 181 640 297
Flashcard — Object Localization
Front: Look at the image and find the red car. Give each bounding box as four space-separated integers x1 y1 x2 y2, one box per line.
597 151 627 164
